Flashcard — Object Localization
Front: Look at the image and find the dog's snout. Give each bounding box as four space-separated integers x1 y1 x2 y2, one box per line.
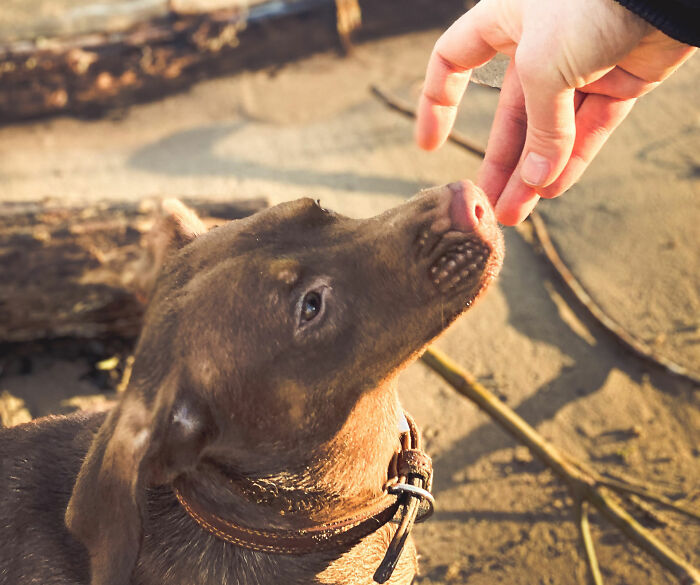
404 179 503 298
447 180 490 233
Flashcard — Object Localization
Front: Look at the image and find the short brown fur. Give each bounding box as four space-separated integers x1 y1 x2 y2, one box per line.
0 181 503 585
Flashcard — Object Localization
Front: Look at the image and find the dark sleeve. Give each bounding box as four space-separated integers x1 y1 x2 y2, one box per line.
614 0 700 46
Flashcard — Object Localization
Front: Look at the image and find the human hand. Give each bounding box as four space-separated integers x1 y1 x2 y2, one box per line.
415 0 696 225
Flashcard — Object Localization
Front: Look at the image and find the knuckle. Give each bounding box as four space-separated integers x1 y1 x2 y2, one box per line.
433 49 466 76
483 157 516 180
423 51 470 107
499 103 528 132
528 124 575 146
586 123 612 143
514 52 543 84
422 92 456 109
515 50 559 86
515 41 578 90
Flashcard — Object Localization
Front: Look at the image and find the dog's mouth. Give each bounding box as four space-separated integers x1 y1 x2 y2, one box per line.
428 232 491 295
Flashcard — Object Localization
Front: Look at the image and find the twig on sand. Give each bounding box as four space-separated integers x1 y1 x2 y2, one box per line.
420 347 700 585
576 499 604 585
369 83 700 386
593 476 700 523
370 85 486 158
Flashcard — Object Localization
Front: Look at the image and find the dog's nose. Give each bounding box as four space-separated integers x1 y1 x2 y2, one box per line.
447 180 490 232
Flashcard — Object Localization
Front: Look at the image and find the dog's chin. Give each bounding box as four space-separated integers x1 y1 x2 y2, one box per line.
421 249 502 343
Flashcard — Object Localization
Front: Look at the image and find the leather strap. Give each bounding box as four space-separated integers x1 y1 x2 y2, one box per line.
173 411 433 579
173 486 401 554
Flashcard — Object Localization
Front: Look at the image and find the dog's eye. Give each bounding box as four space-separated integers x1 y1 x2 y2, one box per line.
300 291 322 322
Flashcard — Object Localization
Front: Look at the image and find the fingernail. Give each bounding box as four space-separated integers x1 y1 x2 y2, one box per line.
521 152 551 187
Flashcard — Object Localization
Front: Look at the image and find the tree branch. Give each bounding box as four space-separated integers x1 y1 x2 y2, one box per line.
421 346 700 585
577 498 604 585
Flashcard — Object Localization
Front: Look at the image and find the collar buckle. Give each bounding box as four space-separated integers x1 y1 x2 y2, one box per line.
374 412 434 584
387 483 435 523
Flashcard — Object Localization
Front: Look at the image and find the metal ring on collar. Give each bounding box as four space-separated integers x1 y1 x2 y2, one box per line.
387 483 435 522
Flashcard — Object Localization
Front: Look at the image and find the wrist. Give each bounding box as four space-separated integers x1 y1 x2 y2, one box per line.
611 0 700 46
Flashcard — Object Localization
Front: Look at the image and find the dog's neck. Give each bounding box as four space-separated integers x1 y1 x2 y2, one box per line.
176 380 404 530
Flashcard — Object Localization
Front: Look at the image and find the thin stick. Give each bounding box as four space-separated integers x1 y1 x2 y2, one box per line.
420 349 588 484
577 498 604 585
369 85 486 158
588 487 700 585
625 494 671 529
420 346 700 585
370 84 700 386
599 467 680 493
565 458 698 522
594 477 700 523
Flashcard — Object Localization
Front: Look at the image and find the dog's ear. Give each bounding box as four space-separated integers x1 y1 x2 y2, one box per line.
66 372 215 585
132 198 207 302
157 198 207 249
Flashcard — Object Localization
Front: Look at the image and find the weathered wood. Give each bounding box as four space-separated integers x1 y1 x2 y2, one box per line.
0 0 467 123
1 0 169 44
0 198 267 342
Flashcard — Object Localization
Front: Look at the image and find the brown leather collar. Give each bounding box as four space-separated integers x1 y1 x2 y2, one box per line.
173 411 433 583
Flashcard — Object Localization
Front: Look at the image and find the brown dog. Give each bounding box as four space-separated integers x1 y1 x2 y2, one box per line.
0 180 503 585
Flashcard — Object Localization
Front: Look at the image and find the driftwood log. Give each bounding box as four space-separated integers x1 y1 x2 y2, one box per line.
0 197 266 342
0 0 468 124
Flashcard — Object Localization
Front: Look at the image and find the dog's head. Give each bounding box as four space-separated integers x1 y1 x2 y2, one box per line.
66 181 503 584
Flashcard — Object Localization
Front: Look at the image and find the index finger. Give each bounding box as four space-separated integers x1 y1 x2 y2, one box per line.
415 6 499 151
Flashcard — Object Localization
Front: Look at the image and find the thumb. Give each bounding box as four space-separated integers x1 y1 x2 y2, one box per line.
515 49 577 188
